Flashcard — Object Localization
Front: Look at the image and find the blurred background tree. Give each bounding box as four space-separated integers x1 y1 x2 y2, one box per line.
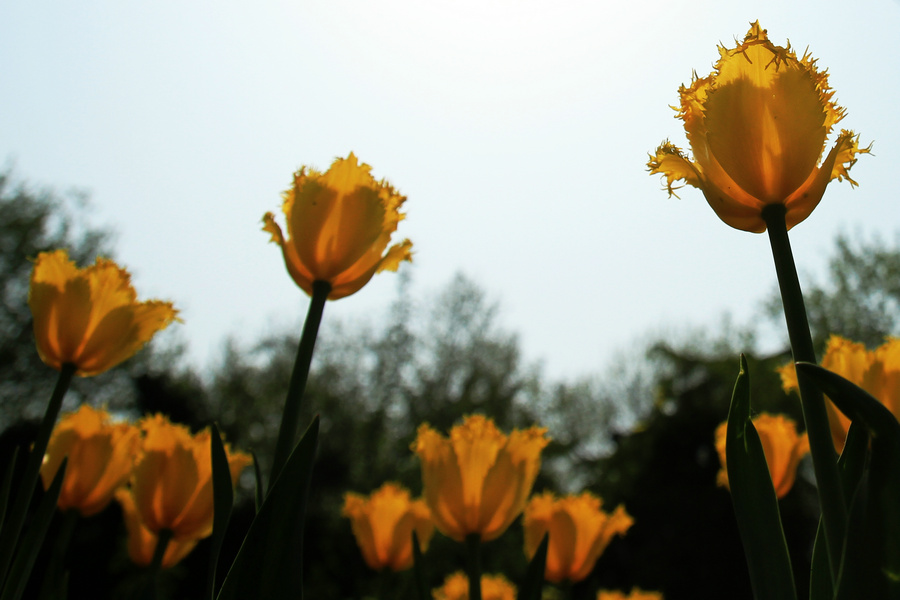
2 169 899 598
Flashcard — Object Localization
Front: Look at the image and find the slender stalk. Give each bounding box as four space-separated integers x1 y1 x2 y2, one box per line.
762 205 847 579
465 533 482 600
142 529 173 600
0 363 76 586
36 510 78 600
268 281 331 494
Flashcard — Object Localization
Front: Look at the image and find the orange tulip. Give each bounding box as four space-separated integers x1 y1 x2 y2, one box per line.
263 153 412 300
648 22 869 233
342 482 435 572
29 249 177 376
779 335 900 452
412 415 549 542
523 491 633 583
124 414 251 543
115 487 198 568
715 413 810 498
40 405 139 516
432 571 516 600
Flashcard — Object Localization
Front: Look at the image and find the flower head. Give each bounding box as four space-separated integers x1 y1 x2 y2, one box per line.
715 413 810 498
648 22 870 233
779 335 900 452
115 487 198 568
29 249 178 376
412 415 549 542
342 482 435 572
523 491 633 583
123 414 251 542
597 589 664 600
40 405 139 516
432 572 517 600
263 153 413 300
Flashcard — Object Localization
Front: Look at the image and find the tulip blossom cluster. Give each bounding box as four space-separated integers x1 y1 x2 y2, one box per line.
40 407 251 568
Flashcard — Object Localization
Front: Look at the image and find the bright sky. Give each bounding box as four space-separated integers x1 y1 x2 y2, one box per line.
2 0 899 380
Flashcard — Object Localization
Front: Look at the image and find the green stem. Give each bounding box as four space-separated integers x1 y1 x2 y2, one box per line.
762 205 847 580
36 510 78 600
142 528 173 600
465 534 482 600
268 281 330 495
0 363 76 587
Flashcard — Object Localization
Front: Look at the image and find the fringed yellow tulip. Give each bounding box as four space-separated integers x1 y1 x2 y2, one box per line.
597 589 664 600
779 335 900 452
28 249 178 376
648 22 869 233
40 405 139 517
115 488 198 568
123 414 251 543
715 413 810 498
432 571 517 600
523 491 633 583
412 415 549 543
342 482 435 572
263 153 413 300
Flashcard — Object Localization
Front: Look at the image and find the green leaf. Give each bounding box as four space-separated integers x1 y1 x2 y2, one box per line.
796 363 900 598
251 454 263 514
0 448 19 534
0 458 66 600
216 417 319 600
725 355 797 600
518 533 548 600
207 424 235 600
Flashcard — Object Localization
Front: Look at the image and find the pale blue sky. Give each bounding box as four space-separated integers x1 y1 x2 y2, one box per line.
2 0 899 379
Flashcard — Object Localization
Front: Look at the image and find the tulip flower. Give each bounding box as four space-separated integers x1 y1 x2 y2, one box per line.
432 571 516 600
779 336 900 452
342 482 435 572
40 405 139 516
715 413 810 498
115 488 199 568
523 491 633 583
596 589 663 600
648 21 869 233
28 249 178 376
412 415 549 543
263 153 413 300
123 414 251 544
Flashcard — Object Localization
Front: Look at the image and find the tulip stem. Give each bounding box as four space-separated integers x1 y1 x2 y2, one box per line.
0 363 76 588
142 528 172 600
762 205 846 580
268 281 330 495
465 534 482 600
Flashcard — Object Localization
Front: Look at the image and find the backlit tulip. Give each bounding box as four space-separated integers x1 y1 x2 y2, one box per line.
523 491 633 583
263 153 413 300
715 413 810 498
432 571 516 600
40 405 139 516
124 414 251 542
115 488 198 568
412 415 549 542
648 22 869 233
342 482 435 572
779 336 900 452
29 249 178 376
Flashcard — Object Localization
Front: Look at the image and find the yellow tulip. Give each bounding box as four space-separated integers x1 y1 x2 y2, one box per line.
124 414 251 543
523 491 633 583
432 571 516 600
596 589 664 600
40 405 139 516
648 22 869 233
779 336 900 452
412 415 549 542
28 249 177 376
263 153 413 300
342 482 435 572
715 413 810 498
115 487 199 568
